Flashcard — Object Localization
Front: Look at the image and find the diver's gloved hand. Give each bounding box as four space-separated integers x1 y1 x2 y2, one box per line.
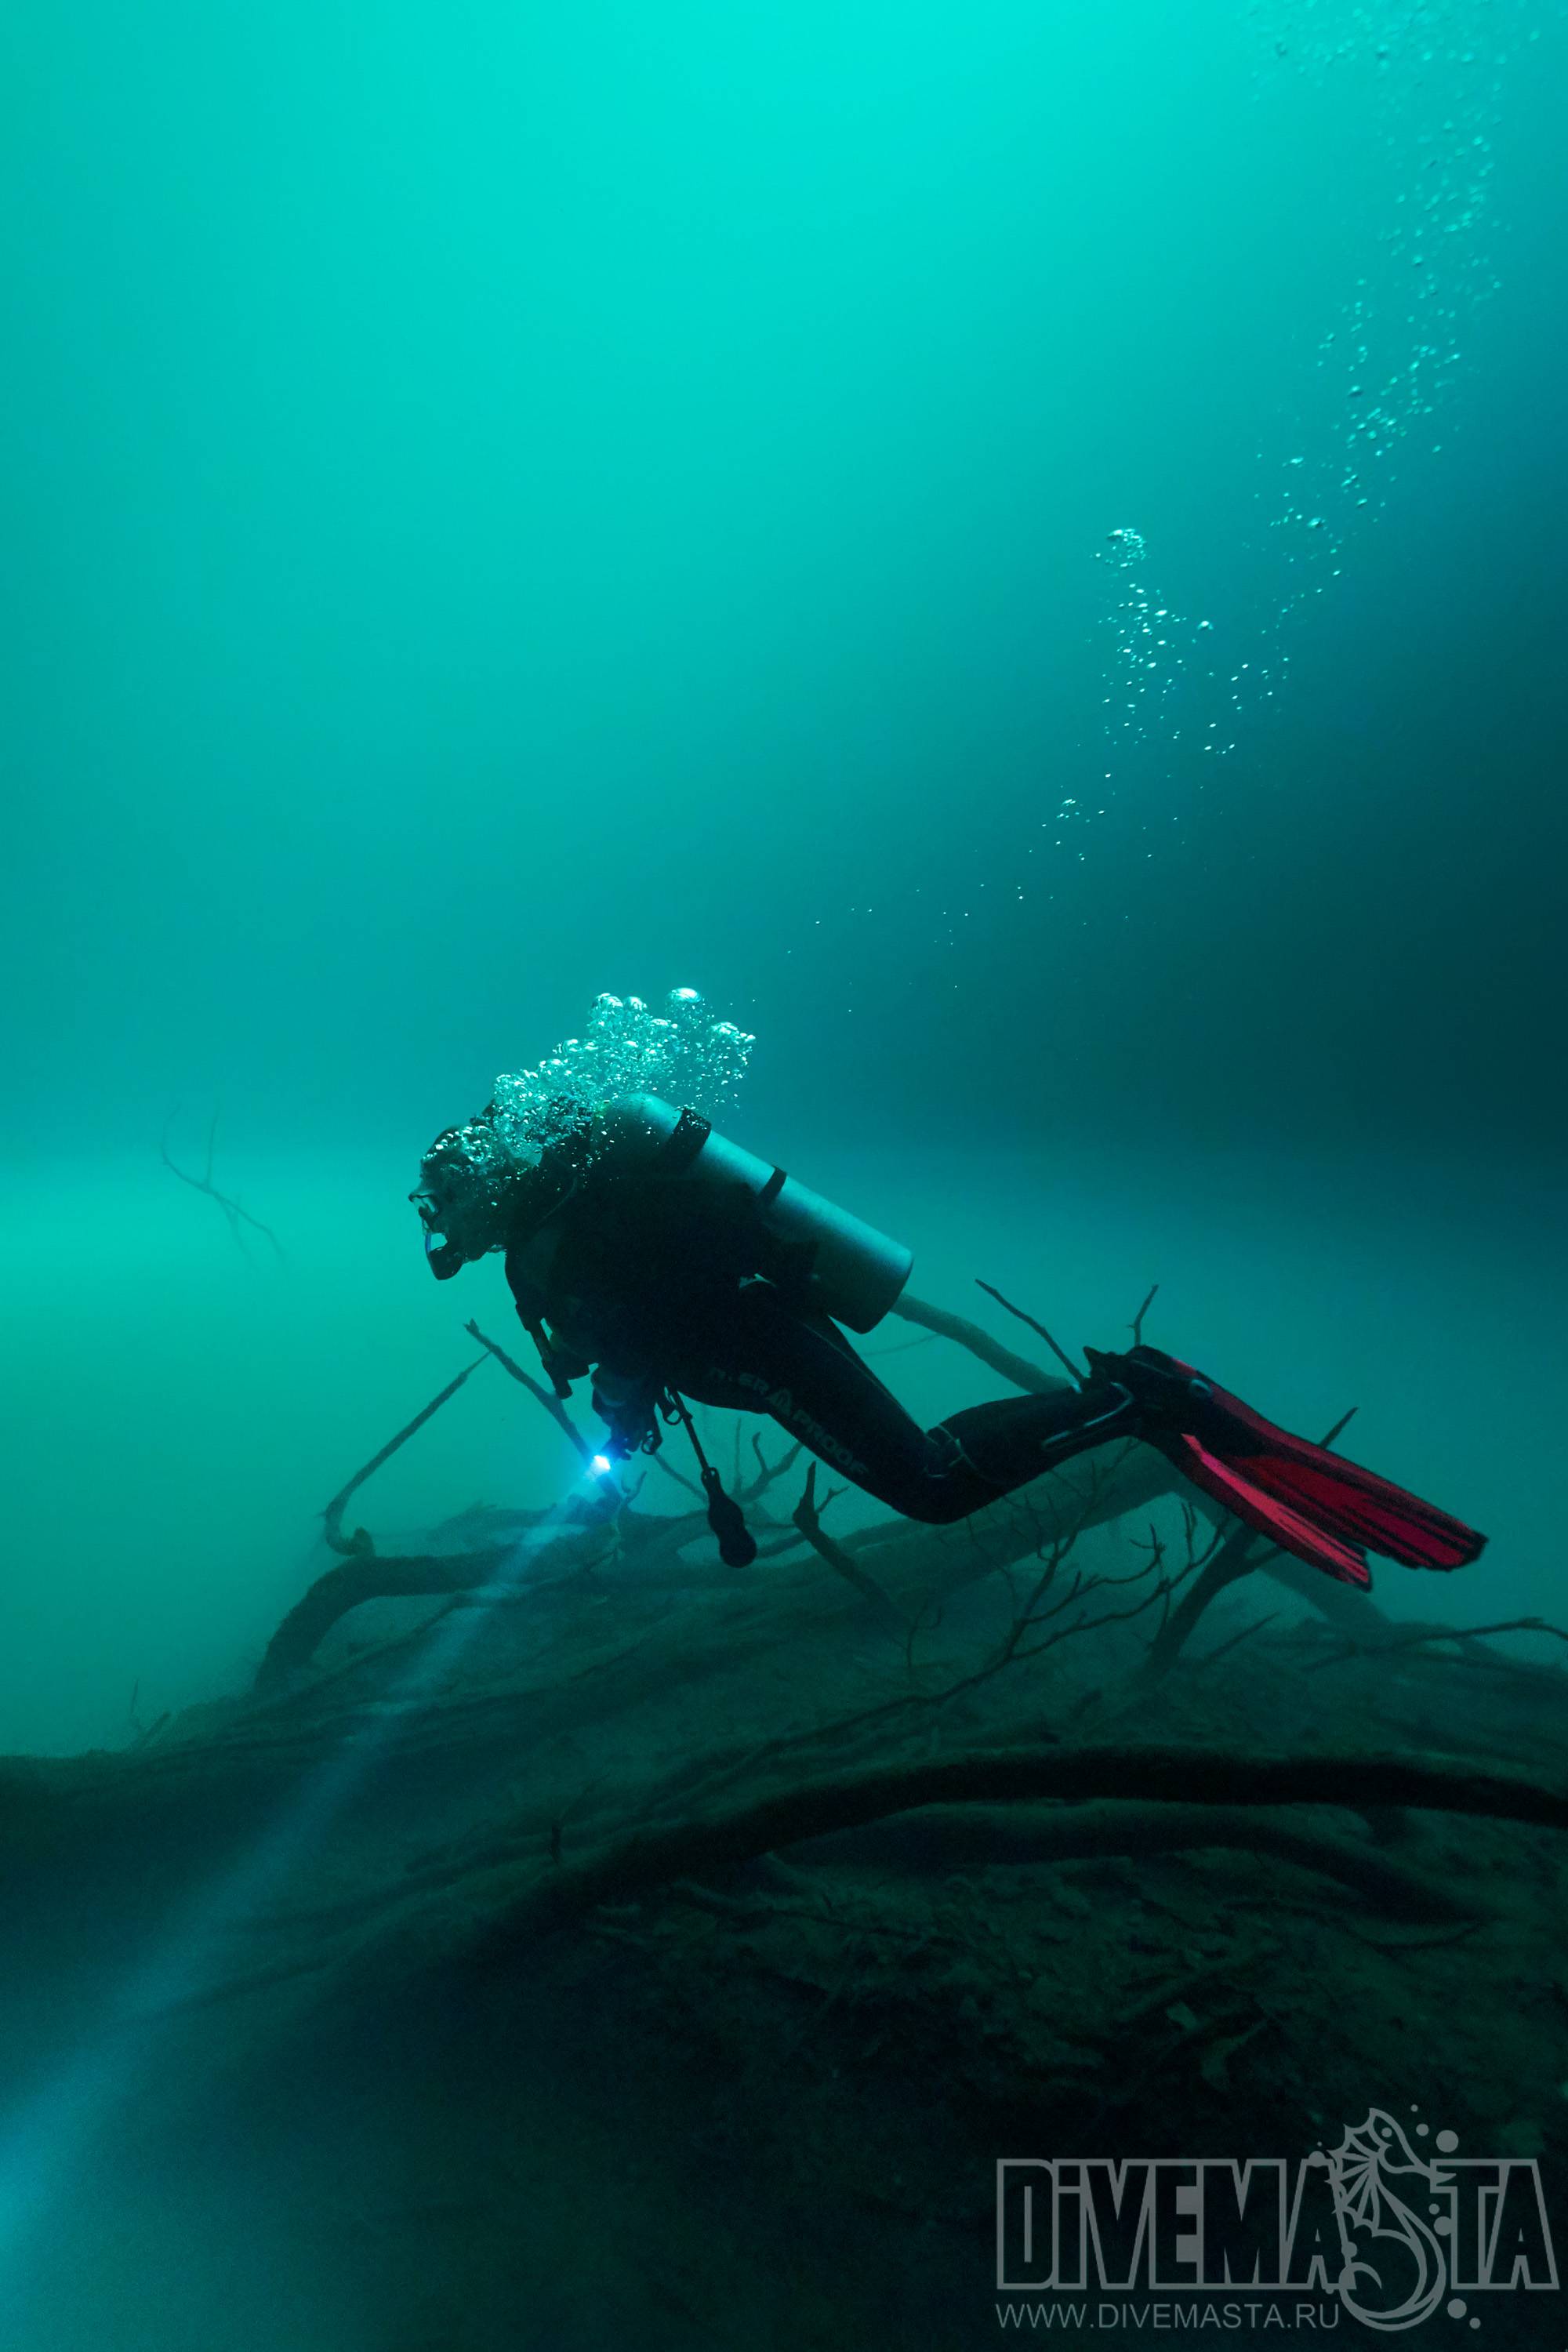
590 1367 662 1462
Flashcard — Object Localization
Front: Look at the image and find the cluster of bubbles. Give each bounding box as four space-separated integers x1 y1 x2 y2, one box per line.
1244 0 1524 663
1076 0 1529 831
485 989 755 1167
1077 529 1265 844
1094 526 1220 747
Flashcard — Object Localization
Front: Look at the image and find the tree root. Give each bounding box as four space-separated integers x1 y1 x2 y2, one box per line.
792 1798 1490 1922
448 1744 1564 1969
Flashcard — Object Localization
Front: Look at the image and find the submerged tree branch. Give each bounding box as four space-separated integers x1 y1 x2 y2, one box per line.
320 1356 492 1557
889 1293 1070 1396
463 1319 590 1462
789 1462 905 1629
258 1547 509 1683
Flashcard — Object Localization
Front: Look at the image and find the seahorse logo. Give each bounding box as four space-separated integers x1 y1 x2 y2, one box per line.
1322 2107 1448 2330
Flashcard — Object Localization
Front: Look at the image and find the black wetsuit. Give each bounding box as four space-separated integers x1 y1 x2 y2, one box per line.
502 1135 1138 1526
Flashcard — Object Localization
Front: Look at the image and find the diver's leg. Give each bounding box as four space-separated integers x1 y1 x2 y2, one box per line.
670 1282 1134 1525
673 1294 1486 1573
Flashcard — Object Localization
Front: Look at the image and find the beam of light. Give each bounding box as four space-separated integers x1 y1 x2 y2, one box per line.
0 1468 613 2304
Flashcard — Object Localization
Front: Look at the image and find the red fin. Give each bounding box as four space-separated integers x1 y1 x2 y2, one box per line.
1225 1448 1484 1570
1171 1436 1375 1586
1112 1347 1486 1576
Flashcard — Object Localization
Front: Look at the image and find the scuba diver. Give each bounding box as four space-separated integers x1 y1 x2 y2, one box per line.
411 997 1485 1590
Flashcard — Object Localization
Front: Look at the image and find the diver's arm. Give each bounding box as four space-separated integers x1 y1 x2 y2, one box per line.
502 1161 593 1392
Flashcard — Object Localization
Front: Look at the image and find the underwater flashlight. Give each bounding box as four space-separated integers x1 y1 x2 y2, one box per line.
590 1454 612 1476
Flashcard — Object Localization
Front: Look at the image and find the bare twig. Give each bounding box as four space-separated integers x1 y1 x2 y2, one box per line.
792 1465 905 1630
463 1320 590 1462
1306 1617 1568 1672
739 1436 804 1504
1190 1612 1281 1672
677 1466 1161 1817
160 1109 285 1260
974 1279 1084 1384
649 1452 706 1501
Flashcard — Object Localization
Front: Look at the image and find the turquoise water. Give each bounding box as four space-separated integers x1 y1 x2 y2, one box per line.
3 0 1561 1748
2 3 1566 2347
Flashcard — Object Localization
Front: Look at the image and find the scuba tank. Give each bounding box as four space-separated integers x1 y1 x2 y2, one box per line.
596 1094 913 1334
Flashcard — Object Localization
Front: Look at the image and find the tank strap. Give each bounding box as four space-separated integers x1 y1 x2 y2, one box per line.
658 1107 711 1170
757 1166 786 1209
